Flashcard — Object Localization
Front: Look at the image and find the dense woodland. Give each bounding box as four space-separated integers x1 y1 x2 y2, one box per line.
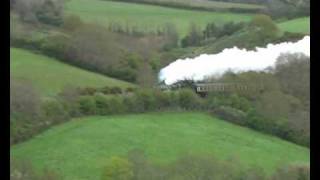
10 0 309 179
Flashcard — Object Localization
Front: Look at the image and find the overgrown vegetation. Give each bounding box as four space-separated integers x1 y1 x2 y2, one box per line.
10 0 65 26
10 53 310 147
11 158 62 180
101 150 309 180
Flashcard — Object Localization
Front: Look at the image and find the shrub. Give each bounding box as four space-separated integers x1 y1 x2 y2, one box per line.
110 87 123 94
109 97 126 114
177 89 203 110
153 90 172 110
79 87 98 96
94 94 110 115
101 86 112 94
41 99 70 125
211 106 247 125
135 89 157 112
181 23 202 47
249 14 279 40
62 15 83 32
101 156 134 180
77 96 96 115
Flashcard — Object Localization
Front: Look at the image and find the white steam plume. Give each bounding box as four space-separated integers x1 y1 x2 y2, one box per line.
159 36 310 85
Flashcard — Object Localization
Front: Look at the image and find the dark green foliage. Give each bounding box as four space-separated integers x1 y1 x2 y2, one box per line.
94 94 110 115
249 14 280 40
163 23 179 50
135 89 158 112
35 0 64 26
11 0 64 26
110 87 123 94
203 22 220 40
211 106 247 125
77 96 97 115
62 15 84 32
181 23 203 47
178 88 203 110
79 87 98 96
41 99 70 125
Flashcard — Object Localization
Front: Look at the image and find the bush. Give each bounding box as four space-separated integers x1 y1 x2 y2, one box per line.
135 89 157 112
94 94 110 115
101 156 134 180
110 87 123 94
211 106 247 125
41 99 70 125
178 89 203 110
79 87 98 96
181 23 202 47
153 90 172 110
77 96 96 115
62 15 83 32
249 14 279 40
109 97 126 114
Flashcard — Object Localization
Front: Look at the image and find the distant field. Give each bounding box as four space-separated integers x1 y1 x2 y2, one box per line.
108 0 266 11
10 48 134 97
11 112 309 180
65 0 253 37
278 17 310 34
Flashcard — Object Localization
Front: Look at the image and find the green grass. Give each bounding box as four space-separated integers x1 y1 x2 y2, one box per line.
11 112 309 180
10 48 134 97
109 0 266 11
65 0 253 37
278 17 310 34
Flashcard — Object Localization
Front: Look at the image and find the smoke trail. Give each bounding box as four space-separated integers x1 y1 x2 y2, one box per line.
159 36 310 85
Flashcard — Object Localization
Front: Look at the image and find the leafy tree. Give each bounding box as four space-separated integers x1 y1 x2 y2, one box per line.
249 14 279 40
181 23 202 47
163 23 179 50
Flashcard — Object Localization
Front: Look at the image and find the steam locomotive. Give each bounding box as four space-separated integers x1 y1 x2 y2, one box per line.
157 80 264 97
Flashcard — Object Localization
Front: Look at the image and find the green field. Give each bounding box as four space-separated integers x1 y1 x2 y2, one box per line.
11 112 309 180
109 0 266 11
278 17 310 34
65 0 253 37
10 48 134 97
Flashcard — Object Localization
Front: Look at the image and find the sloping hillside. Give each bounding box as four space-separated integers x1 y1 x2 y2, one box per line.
65 0 253 37
10 48 135 96
278 17 310 34
11 112 309 180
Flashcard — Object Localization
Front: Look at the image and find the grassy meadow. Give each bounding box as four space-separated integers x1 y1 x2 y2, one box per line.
65 0 254 37
109 0 266 11
278 17 310 34
10 48 134 97
11 112 309 180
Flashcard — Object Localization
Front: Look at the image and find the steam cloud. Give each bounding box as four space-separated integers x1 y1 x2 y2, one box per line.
159 36 310 85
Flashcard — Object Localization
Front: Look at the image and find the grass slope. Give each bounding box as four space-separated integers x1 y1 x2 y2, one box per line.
10 48 134 97
109 0 266 11
11 112 309 180
65 0 253 37
278 17 310 34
